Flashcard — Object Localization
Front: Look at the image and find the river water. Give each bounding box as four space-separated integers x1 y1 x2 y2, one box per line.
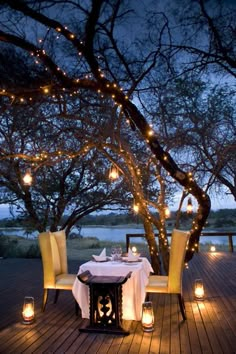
0 226 234 245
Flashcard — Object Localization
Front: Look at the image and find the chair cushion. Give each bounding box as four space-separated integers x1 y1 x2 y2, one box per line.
55 274 77 290
146 275 168 293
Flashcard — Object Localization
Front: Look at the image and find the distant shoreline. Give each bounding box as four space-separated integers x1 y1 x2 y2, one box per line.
80 224 144 229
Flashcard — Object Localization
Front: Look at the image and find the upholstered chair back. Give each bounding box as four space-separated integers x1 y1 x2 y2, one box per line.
51 230 68 274
168 229 189 293
39 230 68 289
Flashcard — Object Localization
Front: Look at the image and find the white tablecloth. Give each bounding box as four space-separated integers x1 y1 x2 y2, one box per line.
72 258 153 321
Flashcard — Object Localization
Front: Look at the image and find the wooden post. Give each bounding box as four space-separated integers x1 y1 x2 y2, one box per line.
228 234 234 252
126 234 130 252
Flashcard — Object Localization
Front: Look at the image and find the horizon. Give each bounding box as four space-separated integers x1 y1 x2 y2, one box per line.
0 195 235 220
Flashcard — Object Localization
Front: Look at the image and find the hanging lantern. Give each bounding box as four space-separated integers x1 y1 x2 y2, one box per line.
194 279 204 300
23 168 33 186
22 296 35 324
164 205 171 218
109 165 119 180
141 301 154 332
186 197 193 214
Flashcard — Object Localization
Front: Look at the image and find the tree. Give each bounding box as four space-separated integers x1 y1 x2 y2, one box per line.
151 78 236 203
0 0 213 264
0 96 129 234
163 0 236 79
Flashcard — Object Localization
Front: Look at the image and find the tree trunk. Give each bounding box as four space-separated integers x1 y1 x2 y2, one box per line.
143 218 160 274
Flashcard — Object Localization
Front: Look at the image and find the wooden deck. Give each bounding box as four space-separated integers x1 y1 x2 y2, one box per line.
0 252 236 353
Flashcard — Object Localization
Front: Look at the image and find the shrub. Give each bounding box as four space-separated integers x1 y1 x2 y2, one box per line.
0 235 41 258
0 236 19 257
24 244 41 258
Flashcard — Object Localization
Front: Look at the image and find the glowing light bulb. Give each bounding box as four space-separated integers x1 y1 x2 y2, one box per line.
133 203 139 213
23 169 33 186
164 205 170 218
187 197 193 214
109 166 119 180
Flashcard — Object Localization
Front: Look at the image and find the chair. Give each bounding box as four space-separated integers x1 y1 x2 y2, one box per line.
145 229 190 320
38 230 77 312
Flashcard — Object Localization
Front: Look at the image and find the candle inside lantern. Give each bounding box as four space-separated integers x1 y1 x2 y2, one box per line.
141 301 154 332
109 165 119 180
186 197 193 214
23 169 33 186
210 245 216 252
22 296 35 324
194 279 204 300
131 246 137 255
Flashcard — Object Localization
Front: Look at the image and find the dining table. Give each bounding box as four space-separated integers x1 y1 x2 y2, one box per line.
72 257 153 321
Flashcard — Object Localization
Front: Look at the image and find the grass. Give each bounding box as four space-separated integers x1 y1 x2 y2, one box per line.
0 233 233 261
0 235 41 258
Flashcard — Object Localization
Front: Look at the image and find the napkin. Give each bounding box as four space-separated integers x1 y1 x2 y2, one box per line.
127 247 140 262
92 248 107 262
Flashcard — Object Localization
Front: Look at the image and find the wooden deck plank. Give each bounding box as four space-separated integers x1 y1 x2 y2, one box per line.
169 295 180 354
53 325 85 353
0 253 236 353
184 252 236 353
148 292 164 353
159 294 171 354
95 334 116 354
126 316 145 353
195 254 236 351
107 321 136 354
10 303 75 353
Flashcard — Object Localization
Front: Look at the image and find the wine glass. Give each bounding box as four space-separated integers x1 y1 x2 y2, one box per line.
116 245 122 261
111 246 117 261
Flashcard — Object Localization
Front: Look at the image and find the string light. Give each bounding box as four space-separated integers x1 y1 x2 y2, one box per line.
164 205 171 218
133 202 139 213
42 87 49 94
0 23 206 262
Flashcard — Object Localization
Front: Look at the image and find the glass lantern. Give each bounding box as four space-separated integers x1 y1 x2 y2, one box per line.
23 169 33 186
141 301 154 332
22 296 35 324
194 279 204 301
109 165 119 180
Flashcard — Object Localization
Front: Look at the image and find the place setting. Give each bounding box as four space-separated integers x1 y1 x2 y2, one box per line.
92 248 110 262
122 247 141 265
91 246 142 264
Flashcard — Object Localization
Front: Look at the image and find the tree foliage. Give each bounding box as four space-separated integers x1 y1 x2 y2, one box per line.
0 0 234 266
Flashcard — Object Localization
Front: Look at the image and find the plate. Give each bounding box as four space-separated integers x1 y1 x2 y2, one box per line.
124 261 140 265
92 257 110 262
122 257 142 263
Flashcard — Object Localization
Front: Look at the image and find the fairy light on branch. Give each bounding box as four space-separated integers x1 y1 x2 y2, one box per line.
164 205 171 218
133 202 139 213
147 129 154 137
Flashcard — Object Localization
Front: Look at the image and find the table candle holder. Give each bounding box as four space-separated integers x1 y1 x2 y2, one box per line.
194 279 205 300
141 301 154 332
22 296 35 324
